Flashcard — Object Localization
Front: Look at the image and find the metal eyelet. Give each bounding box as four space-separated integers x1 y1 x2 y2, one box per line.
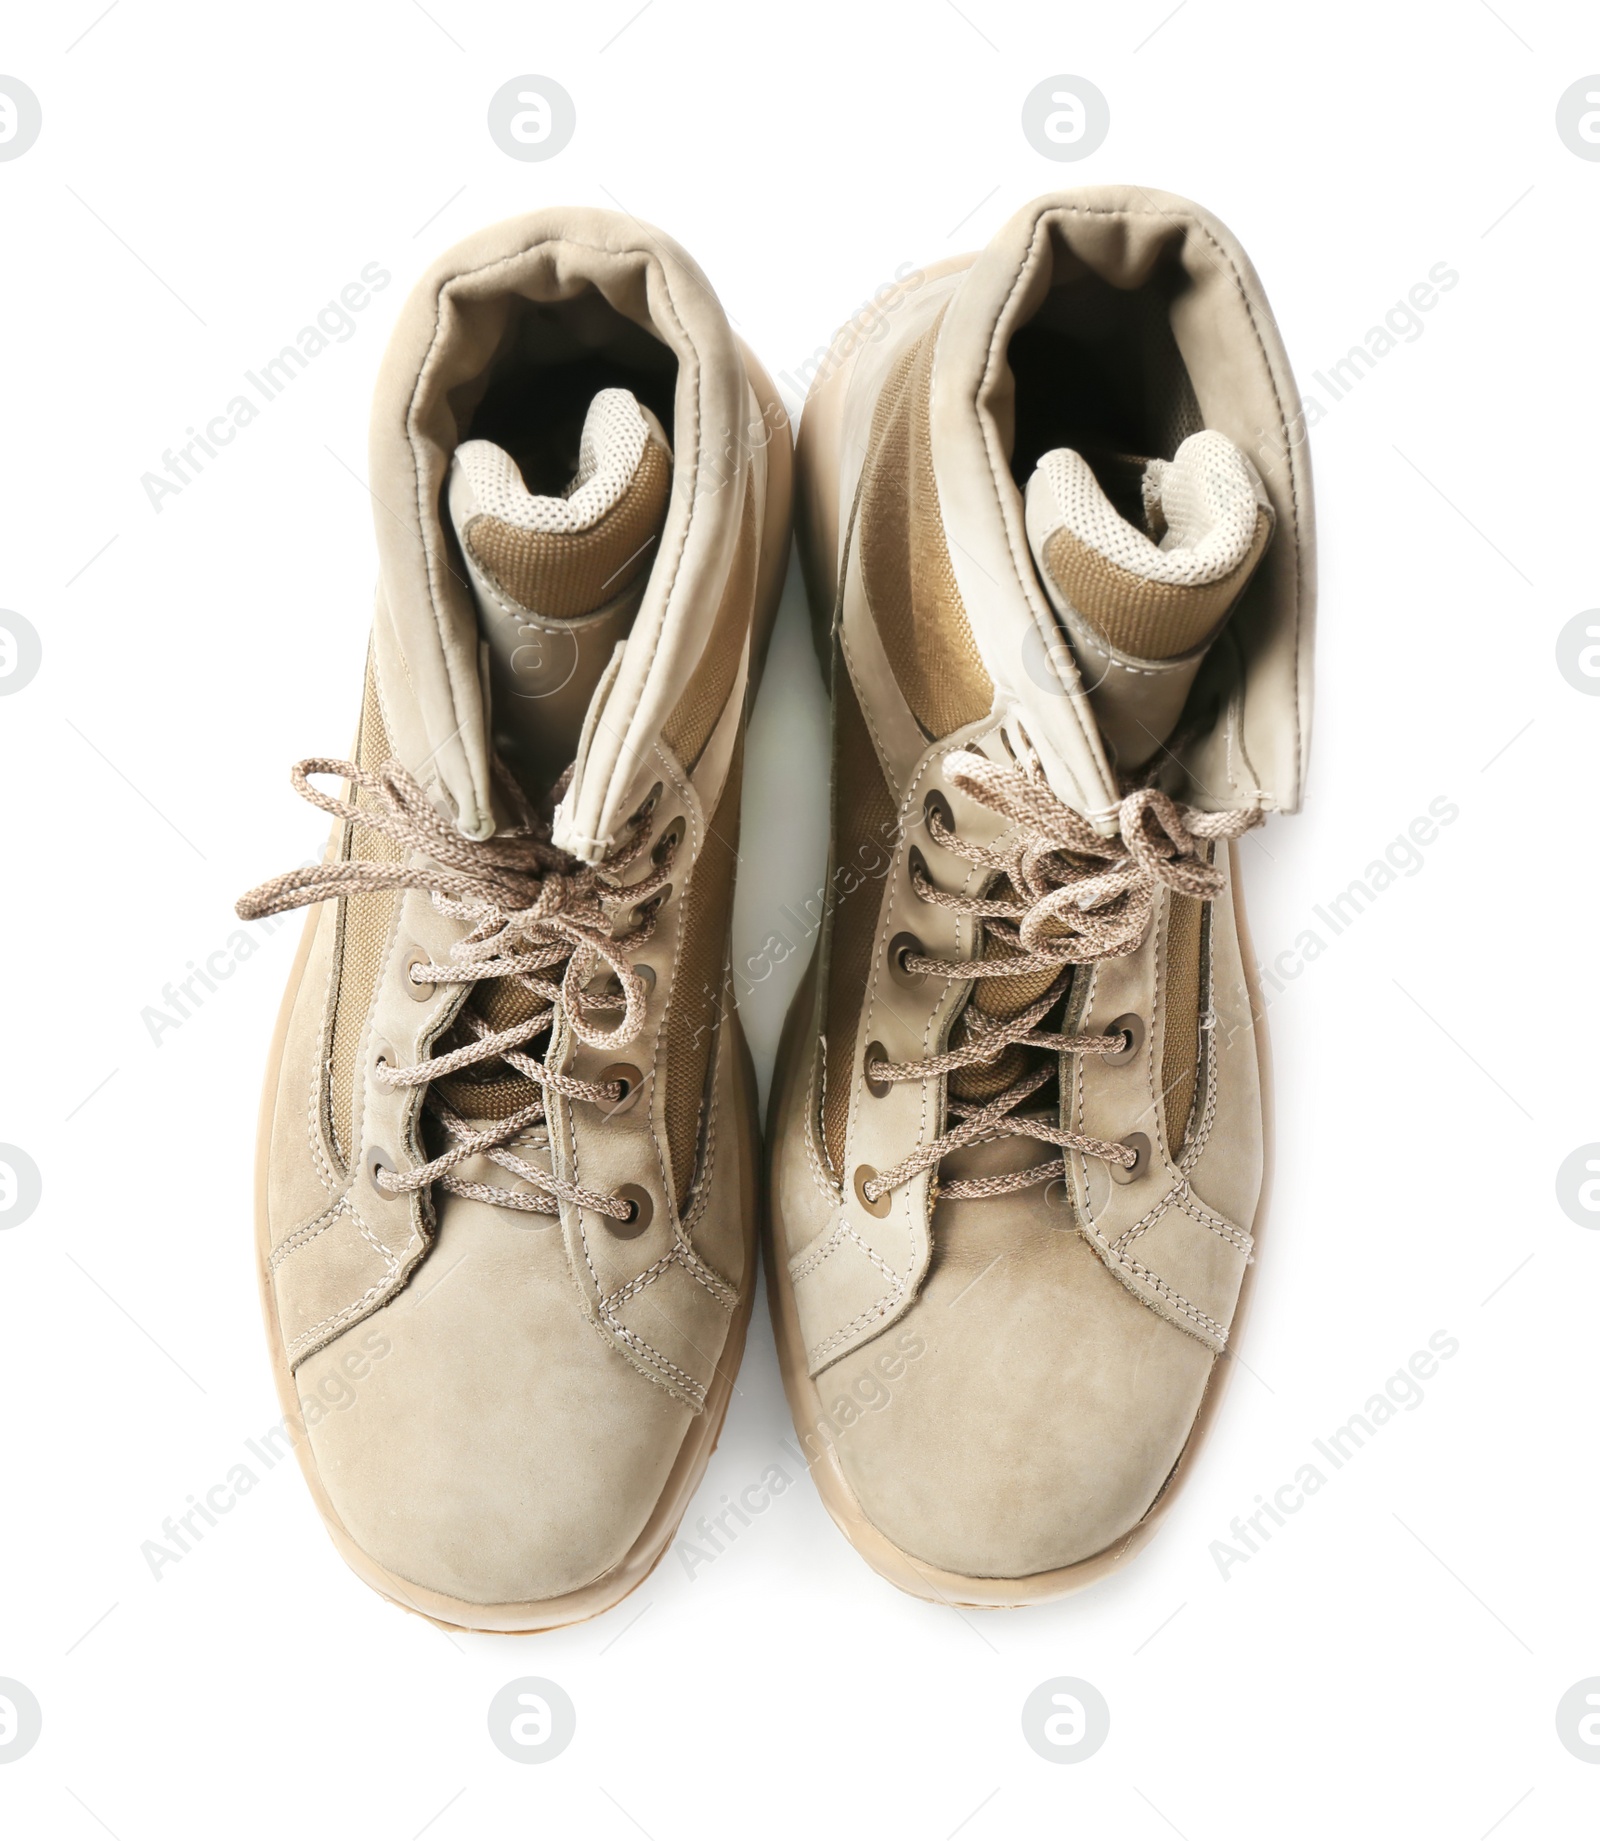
864 1041 891 1099
653 815 686 865
923 787 954 840
1109 1132 1152 1186
610 1184 653 1237
1103 1014 1144 1065
597 1063 646 1117
854 1165 892 1218
403 948 435 1001
367 1146 398 1197
907 844 930 891
888 931 925 987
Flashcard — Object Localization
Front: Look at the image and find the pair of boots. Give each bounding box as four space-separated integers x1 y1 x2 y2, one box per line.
239 186 1312 1629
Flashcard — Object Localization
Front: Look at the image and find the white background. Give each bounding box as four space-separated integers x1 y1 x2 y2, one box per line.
2 0 1597 1833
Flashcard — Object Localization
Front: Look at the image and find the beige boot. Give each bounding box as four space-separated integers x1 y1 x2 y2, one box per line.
239 209 790 1630
767 188 1314 1604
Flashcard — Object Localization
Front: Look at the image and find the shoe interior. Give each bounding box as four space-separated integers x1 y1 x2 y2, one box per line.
1007 265 1204 518
441 287 682 808
459 289 677 493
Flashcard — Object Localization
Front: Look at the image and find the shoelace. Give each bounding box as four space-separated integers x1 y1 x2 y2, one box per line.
860 748 1261 1206
236 756 675 1224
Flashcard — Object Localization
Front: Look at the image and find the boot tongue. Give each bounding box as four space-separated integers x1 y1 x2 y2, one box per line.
448 387 672 803
1023 429 1273 774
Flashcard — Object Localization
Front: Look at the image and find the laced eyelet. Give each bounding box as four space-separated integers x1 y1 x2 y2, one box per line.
923 787 954 841
864 1041 891 1098
597 1063 645 1116
652 815 686 865
403 948 435 1001
907 845 930 892
632 886 671 927
888 931 925 987
1103 1014 1144 1065
367 1146 398 1197
586 963 655 998
1109 1132 1151 1186
610 1184 653 1237
854 1165 892 1217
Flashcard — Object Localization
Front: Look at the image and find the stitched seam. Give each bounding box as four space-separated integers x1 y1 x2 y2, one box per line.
1178 1198 1252 1254
1115 1253 1226 1340
284 1205 402 1363
269 1197 346 1272
609 1322 707 1405
1062 622 1201 678
802 1029 843 1201
306 1056 338 1197
307 896 343 1189
1148 894 1171 1162
1181 897 1222 1173
605 1245 682 1308
1084 1217 1226 1340
676 1040 738 1310
789 1219 851 1282
807 1269 910 1367
1110 1177 1189 1254
646 736 696 1225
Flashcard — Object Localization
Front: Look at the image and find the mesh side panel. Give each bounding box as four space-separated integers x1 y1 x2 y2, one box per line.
1162 890 1204 1152
659 732 743 1205
859 313 993 739
1042 506 1271 661
661 476 758 771
465 439 670 618
822 670 898 1174
327 665 404 1169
